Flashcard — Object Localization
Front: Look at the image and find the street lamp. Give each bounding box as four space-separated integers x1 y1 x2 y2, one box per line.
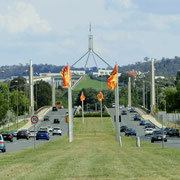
14 80 19 129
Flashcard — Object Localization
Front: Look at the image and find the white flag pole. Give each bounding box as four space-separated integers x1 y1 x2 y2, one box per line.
68 84 73 142
100 100 102 120
115 69 120 141
82 100 84 124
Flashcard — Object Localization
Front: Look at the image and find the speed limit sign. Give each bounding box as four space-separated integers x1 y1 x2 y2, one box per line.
31 115 39 124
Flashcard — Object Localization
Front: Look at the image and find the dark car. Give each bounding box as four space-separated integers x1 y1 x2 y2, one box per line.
36 131 49 140
129 108 136 113
52 106 58 111
139 120 146 126
134 114 141 121
125 128 136 136
44 116 49 121
168 129 179 137
53 118 60 124
121 110 127 115
145 123 155 129
10 130 18 137
17 130 29 140
120 125 128 132
1 131 13 142
151 130 167 143
163 127 172 135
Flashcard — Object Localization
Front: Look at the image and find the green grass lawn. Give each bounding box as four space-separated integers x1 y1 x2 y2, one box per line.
73 75 108 91
0 117 180 180
0 120 28 132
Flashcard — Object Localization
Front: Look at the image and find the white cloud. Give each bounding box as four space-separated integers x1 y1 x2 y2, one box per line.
0 2 51 34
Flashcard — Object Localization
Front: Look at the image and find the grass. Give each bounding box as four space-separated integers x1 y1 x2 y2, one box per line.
73 75 108 91
0 120 29 132
0 117 180 180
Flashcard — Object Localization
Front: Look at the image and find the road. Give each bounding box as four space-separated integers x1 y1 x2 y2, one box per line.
0 108 69 155
108 108 180 149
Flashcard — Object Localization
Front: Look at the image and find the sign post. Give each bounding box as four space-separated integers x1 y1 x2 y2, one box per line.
31 115 39 150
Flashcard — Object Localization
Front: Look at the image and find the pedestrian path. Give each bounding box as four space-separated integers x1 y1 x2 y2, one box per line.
135 107 162 129
18 107 51 130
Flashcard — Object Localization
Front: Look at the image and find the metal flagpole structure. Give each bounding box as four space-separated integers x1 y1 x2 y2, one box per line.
70 24 113 70
68 83 73 143
82 100 84 124
100 100 102 120
115 75 120 141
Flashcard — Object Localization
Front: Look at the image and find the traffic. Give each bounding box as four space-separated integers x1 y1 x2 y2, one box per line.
109 106 180 149
0 108 68 154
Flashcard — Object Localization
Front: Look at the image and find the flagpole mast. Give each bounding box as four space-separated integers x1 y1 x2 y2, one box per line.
68 84 73 143
82 100 84 124
115 67 120 141
100 100 102 120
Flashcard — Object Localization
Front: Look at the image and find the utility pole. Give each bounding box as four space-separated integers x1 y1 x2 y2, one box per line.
143 80 145 107
29 60 34 115
151 59 155 114
52 78 56 107
128 77 131 107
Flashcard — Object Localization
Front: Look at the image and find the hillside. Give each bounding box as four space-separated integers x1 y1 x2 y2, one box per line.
0 57 179 78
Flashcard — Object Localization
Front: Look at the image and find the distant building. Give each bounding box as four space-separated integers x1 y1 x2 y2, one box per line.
92 69 121 77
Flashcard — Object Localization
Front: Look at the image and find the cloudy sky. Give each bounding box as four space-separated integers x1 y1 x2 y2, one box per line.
0 0 180 68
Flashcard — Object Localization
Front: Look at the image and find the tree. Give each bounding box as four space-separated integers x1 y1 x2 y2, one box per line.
34 80 52 108
0 91 8 125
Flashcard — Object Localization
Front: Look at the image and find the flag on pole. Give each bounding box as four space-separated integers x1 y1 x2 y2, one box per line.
97 92 104 102
60 65 71 88
107 64 118 90
80 92 85 101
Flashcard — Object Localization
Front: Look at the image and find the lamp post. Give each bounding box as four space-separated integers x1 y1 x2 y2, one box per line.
14 80 19 129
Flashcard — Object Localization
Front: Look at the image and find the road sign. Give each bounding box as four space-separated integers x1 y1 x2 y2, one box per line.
31 115 39 124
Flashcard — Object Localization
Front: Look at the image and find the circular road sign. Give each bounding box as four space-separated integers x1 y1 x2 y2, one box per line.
31 115 39 124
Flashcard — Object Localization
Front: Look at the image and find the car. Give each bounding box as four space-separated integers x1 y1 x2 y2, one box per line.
151 130 167 143
121 110 127 115
53 118 60 124
144 128 154 136
52 106 58 111
145 123 155 129
10 130 18 137
47 126 53 132
112 103 115 108
134 114 141 121
44 116 49 121
120 125 128 132
129 108 136 113
168 129 179 137
0 134 6 152
17 130 29 140
1 131 13 142
29 130 37 138
36 130 50 140
125 128 136 136
52 127 62 136
139 120 146 126
39 127 50 133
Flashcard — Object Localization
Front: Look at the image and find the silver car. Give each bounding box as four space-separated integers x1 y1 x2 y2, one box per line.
0 134 6 152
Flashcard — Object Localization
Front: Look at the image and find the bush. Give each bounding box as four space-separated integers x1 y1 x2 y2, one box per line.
75 112 110 117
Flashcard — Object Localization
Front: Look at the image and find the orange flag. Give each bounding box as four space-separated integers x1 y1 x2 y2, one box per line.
107 64 118 90
80 92 85 101
97 92 104 102
60 65 71 88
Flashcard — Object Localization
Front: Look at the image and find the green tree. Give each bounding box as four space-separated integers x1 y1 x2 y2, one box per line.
34 80 52 108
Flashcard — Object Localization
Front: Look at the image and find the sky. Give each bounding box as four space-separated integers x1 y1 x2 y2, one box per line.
0 0 180 68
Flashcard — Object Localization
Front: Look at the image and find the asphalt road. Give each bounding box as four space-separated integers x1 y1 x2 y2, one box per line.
108 108 180 149
0 108 69 155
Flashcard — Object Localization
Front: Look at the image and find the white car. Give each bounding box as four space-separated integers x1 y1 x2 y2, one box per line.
52 127 62 136
39 127 50 133
47 126 53 132
29 130 37 137
145 128 154 136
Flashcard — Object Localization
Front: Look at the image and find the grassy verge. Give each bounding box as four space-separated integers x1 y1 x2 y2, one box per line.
73 75 108 91
0 117 180 180
0 120 29 132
